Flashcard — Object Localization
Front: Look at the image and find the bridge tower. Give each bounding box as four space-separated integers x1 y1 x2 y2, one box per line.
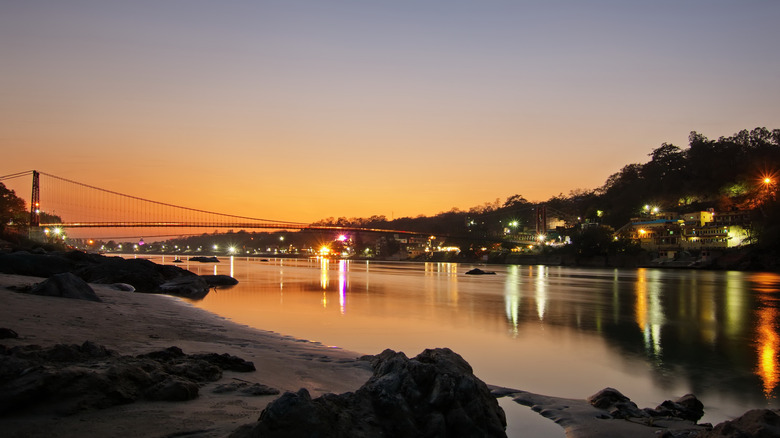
30 170 40 227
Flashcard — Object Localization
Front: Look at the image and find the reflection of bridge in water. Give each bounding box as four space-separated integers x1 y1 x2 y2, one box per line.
0 170 424 239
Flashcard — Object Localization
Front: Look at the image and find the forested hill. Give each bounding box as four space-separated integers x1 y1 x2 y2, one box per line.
594 127 780 228
315 127 780 237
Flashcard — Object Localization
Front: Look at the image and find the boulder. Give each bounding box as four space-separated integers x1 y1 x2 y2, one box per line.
465 268 496 275
190 256 220 263
190 352 256 372
0 343 256 415
231 347 506 438
0 252 76 277
144 376 200 401
27 272 101 302
588 387 647 419
200 274 239 286
701 409 780 438
654 393 704 422
0 249 214 296
74 256 195 292
158 276 210 300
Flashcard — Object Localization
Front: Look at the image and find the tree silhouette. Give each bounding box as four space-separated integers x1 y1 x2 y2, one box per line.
0 182 27 234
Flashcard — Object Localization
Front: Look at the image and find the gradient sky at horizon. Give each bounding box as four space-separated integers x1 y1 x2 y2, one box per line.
2 1 779 223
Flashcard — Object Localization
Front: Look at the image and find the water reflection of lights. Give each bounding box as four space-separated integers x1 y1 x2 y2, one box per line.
756 307 779 398
725 271 747 338
504 265 521 336
339 260 348 315
425 262 458 277
320 258 329 308
534 265 547 320
229 256 234 278
751 272 780 398
635 269 664 358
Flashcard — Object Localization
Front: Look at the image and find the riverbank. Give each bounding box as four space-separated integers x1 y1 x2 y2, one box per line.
2 272 776 437
0 273 374 437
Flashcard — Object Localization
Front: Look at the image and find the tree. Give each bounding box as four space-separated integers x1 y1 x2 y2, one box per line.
0 182 28 234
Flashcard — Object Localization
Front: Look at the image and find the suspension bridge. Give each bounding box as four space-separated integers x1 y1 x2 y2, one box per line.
0 170 422 240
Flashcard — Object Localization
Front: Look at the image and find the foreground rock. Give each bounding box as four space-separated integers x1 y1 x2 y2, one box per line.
25 272 102 302
700 409 780 437
158 276 211 299
503 386 780 438
231 347 506 438
0 342 257 415
588 387 704 422
504 387 709 438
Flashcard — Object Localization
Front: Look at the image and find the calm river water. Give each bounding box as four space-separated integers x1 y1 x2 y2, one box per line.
142 255 778 427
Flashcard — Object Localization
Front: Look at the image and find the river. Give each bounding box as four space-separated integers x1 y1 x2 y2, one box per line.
142 255 779 430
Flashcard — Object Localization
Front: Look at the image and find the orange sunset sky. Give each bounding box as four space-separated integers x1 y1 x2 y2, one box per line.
2 1 779 224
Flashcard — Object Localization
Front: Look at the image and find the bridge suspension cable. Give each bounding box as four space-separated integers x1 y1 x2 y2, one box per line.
36 171 307 227
3 170 426 240
0 170 35 182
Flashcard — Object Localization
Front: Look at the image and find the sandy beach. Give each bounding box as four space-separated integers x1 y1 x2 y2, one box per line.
0 273 374 437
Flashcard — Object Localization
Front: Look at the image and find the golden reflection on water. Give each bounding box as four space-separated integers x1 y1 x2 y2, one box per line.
320 258 329 290
136 255 780 410
534 265 547 320
751 272 780 398
634 269 664 358
725 271 746 338
320 257 329 308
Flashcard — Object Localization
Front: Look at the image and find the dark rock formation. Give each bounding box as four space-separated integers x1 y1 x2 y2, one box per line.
654 394 705 423
137 346 256 374
158 276 211 300
0 252 76 277
465 268 496 275
0 342 255 415
74 255 193 292
190 256 220 263
231 347 506 438
201 275 239 286
0 249 234 298
700 409 780 437
0 328 18 339
27 272 102 302
588 388 704 423
588 387 647 419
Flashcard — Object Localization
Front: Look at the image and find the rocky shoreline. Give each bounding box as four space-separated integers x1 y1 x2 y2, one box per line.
0 249 778 437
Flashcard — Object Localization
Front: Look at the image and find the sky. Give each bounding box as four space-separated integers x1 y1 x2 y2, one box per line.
2 0 779 224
